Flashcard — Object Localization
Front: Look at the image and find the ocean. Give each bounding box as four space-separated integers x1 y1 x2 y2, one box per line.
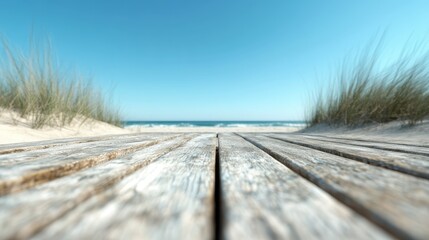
123 120 306 128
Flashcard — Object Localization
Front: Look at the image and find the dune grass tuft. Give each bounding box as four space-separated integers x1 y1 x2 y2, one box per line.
307 41 429 127
0 39 122 128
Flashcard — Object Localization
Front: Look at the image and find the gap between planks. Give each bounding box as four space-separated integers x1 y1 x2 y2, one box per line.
214 133 223 240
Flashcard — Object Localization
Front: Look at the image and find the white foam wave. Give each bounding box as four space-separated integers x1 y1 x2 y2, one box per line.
126 122 306 128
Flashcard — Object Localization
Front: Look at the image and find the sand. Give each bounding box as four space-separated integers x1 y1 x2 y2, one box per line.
0 110 129 144
0 109 303 144
2 107 426 145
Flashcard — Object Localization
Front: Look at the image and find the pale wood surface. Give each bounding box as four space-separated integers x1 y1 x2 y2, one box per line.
266 133 429 179
297 134 429 156
0 134 180 195
0 132 428 240
33 134 216 240
240 134 429 240
0 132 161 155
219 134 389 240
304 133 429 147
0 134 194 239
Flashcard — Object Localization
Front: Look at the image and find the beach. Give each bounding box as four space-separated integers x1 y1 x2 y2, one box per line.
2 107 427 146
125 121 304 134
0 111 304 144
127 126 302 133
3 107 428 145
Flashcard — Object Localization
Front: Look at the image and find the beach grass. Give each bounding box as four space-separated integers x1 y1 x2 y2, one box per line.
0 39 122 128
307 41 429 127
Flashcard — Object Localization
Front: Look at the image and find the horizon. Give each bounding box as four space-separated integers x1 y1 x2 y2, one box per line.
1 1 429 121
123 120 306 122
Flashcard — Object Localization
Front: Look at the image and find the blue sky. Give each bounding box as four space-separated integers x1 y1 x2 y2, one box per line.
1 1 428 120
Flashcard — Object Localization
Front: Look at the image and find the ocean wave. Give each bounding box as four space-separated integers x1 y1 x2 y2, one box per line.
224 123 305 127
126 123 198 128
125 122 306 128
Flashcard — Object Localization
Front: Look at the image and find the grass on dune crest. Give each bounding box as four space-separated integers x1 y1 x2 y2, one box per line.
307 41 429 127
0 39 122 128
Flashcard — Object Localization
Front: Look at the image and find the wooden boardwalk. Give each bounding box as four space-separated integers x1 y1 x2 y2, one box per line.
0 133 428 240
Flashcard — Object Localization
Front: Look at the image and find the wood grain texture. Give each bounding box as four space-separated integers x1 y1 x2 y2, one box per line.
31 134 216 240
241 134 429 240
266 134 429 179
0 132 161 155
219 134 390 240
297 134 429 157
0 132 427 240
0 136 101 155
0 133 173 166
305 133 429 148
0 134 179 195
0 134 194 240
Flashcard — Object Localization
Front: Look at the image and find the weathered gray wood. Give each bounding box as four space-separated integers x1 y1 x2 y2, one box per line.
0 134 194 240
0 133 172 155
0 137 102 155
31 134 216 240
0 132 153 155
0 134 180 195
266 134 429 179
219 134 390 240
1 132 427 239
296 134 429 156
0 133 174 166
304 133 429 148
241 134 429 240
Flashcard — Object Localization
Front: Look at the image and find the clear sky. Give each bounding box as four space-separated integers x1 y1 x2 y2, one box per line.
1 1 428 120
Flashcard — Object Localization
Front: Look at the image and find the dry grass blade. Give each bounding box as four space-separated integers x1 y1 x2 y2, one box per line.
307 40 429 127
0 38 122 128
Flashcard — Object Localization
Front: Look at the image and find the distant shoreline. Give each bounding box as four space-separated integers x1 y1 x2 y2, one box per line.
3 115 427 145
123 120 306 128
126 126 303 133
123 120 306 133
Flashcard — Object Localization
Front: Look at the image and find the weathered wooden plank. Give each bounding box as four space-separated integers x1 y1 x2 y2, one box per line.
31 134 216 240
0 132 171 156
0 140 86 155
241 134 429 240
0 133 180 195
0 133 174 166
0 132 148 155
0 134 194 240
266 134 429 179
304 133 429 148
296 134 429 157
219 134 390 240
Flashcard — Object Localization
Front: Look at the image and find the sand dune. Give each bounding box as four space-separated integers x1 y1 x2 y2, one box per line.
0 110 129 144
